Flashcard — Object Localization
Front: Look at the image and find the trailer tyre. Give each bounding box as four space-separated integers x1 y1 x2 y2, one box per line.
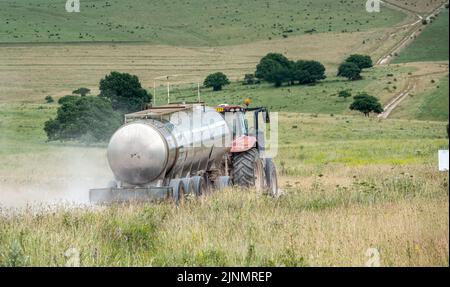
232 148 264 192
182 178 195 196
216 176 232 190
169 179 186 204
191 176 207 196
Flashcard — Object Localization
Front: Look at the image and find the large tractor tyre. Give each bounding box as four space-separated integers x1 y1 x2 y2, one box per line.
170 179 186 205
232 148 265 192
265 158 279 197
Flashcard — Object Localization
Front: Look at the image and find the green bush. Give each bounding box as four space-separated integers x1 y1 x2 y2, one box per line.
291 60 326 85
349 93 383 116
337 62 362 81
338 90 352 100
44 96 122 142
99 71 151 113
72 87 91 96
255 53 292 80
344 54 373 69
243 73 258 85
255 53 326 87
204 72 230 91
44 96 54 103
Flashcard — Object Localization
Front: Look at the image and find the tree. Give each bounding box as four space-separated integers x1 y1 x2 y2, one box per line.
45 96 54 103
44 96 122 142
255 53 292 80
338 62 362 81
99 71 151 113
344 54 373 69
291 60 326 85
243 73 257 85
72 87 91 96
204 72 230 91
338 90 352 100
349 93 383 117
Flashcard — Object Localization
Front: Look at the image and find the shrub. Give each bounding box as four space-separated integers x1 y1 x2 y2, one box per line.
44 96 122 142
99 71 151 113
344 54 373 69
203 72 230 91
255 53 292 80
44 96 54 103
72 87 91 96
243 73 257 85
349 93 383 117
338 90 352 100
337 62 362 81
291 60 326 85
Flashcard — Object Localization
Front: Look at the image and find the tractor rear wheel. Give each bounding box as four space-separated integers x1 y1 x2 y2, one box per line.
232 148 264 192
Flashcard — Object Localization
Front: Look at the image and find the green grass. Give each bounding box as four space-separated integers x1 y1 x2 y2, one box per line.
0 0 407 45
0 102 448 266
393 9 449 63
156 65 414 114
391 76 449 121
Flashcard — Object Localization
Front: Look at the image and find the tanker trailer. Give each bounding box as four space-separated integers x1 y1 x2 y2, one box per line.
89 102 279 204
90 103 233 204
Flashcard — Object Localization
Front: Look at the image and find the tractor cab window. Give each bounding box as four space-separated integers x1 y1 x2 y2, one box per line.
224 112 248 138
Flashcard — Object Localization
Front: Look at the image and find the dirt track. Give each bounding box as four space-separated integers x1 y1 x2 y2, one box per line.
376 1 448 118
376 1 448 65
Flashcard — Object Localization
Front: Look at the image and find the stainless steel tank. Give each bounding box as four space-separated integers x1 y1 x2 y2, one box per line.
107 105 231 186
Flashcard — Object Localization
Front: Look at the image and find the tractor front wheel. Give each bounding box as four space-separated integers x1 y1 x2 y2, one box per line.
232 148 264 192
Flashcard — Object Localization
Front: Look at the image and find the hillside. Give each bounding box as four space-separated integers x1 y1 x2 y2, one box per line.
0 0 407 45
159 65 413 114
391 75 449 120
393 9 449 63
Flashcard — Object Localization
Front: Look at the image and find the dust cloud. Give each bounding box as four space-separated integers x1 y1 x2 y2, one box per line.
0 147 113 209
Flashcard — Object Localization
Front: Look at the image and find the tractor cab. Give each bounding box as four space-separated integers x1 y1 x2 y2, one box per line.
215 100 277 196
215 101 270 151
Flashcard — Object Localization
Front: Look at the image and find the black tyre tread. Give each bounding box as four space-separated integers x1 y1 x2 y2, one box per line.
232 148 259 187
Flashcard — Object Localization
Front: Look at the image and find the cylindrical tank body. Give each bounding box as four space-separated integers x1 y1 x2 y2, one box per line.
107 105 231 186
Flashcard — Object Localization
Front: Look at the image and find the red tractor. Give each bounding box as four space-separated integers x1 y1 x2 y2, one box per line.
216 104 278 196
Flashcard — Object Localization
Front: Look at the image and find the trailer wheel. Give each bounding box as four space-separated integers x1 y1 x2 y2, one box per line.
232 148 264 192
265 158 279 197
216 176 231 190
169 179 186 204
182 178 195 196
191 176 207 196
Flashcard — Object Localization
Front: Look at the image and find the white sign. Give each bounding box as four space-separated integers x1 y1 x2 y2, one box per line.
366 0 381 13
439 150 449 171
66 0 80 13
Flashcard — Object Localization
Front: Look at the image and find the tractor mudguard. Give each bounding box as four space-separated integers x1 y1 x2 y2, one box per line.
230 135 257 153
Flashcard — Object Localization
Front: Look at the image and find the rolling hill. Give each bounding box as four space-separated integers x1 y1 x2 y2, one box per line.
0 0 406 45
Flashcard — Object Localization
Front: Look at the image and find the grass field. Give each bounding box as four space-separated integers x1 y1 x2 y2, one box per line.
0 0 448 267
0 28 411 103
392 75 449 120
387 0 448 13
0 0 407 45
393 9 449 63
159 65 414 114
0 106 448 266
